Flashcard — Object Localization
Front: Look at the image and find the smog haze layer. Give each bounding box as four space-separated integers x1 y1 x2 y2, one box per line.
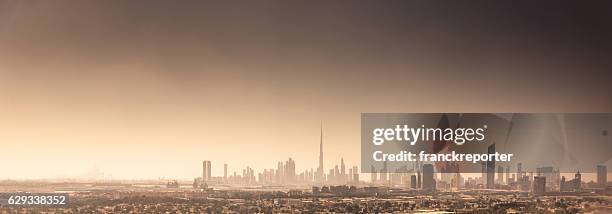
0 0 611 179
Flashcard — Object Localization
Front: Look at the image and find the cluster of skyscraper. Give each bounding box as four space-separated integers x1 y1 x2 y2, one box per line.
195 133 608 194
195 126 360 187
368 161 436 192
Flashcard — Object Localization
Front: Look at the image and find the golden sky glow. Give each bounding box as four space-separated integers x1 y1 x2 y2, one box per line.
1 1 611 179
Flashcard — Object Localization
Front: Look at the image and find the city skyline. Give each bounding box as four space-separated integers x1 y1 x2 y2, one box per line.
1 1 610 212
1 123 609 182
191 159 609 186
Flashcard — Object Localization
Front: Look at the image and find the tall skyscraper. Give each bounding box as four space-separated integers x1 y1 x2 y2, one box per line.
497 166 504 184
316 122 325 183
517 162 523 180
371 165 377 183
506 165 510 183
417 170 421 189
380 161 388 184
536 166 557 190
224 164 228 181
597 165 607 188
422 164 435 192
334 165 340 183
340 158 346 182
533 176 546 195
486 144 495 189
277 161 285 183
202 160 211 181
481 162 486 185
285 158 296 183
319 123 323 171
574 171 581 190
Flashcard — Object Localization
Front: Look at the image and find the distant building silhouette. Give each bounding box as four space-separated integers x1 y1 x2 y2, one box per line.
486 144 495 189
341 158 346 183
560 171 581 192
422 164 436 192
481 162 486 186
370 165 377 183
352 166 359 183
224 164 228 181
497 165 504 185
202 160 211 181
166 180 179 188
533 176 546 195
597 165 607 188
417 170 421 189
536 166 560 191
316 123 325 183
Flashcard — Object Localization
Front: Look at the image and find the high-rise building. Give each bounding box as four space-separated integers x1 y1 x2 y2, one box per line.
561 171 581 192
340 158 346 183
505 165 510 183
285 158 296 183
481 162 486 185
486 144 495 189
316 123 325 183
575 171 581 190
277 161 285 183
202 160 211 181
518 173 531 191
497 166 504 184
422 164 435 192
224 164 228 181
380 162 388 184
533 176 546 195
536 166 558 190
417 170 421 189
597 165 607 188
371 165 377 183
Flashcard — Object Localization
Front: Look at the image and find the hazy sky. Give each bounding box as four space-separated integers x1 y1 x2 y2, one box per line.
1 0 611 179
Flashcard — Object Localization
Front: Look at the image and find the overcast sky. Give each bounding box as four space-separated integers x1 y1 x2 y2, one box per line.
0 0 610 179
